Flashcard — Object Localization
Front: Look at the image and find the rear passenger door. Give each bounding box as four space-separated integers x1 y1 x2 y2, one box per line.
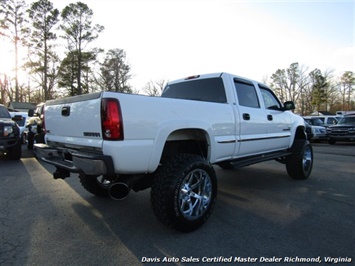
233 78 269 156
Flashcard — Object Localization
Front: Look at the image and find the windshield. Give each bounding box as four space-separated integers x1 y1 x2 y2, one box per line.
305 118 324 126
338 116 355 125
0 106 11 118
15 118 26 127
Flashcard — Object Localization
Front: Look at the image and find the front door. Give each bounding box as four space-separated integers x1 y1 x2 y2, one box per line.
259 86 292 151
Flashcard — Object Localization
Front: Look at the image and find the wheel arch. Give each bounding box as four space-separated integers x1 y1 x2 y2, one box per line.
148 127 212 172
294 125 307 141
288 124 307 148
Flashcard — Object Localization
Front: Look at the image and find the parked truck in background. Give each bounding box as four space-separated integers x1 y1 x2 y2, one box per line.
27 102 46 150
34 72 313 232
0 104 22 159
327 114 355 144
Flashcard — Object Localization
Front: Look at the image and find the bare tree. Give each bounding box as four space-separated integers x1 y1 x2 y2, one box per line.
143 79 167 96
270 63 304 103
97 48 131 93
296 64 310 115
0 0 27 101
338 71 355 111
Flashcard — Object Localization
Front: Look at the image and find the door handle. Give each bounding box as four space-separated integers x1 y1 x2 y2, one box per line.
243 113 250 120
61 106 70 116
267 114 273 121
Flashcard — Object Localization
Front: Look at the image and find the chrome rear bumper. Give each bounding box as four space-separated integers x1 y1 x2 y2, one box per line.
34 143 114 176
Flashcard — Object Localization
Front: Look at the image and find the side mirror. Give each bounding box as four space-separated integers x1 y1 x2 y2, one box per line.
283 101 295 110
28 109 34 117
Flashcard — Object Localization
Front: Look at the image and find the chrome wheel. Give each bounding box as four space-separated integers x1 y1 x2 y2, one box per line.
179 169 212 220
303 145 313 172
151 154 217 232
286 139 313 180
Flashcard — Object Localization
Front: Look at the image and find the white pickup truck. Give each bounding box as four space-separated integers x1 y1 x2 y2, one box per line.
35 72 313 232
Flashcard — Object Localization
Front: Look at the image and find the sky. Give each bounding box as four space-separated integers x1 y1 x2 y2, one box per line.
0 0 354 92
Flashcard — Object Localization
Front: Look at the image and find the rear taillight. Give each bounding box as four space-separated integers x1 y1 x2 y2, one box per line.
101 98 124 140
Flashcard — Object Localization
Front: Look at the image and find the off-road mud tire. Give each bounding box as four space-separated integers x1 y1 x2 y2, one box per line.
6 140 22 160
79 174 110 197
151 154 217 232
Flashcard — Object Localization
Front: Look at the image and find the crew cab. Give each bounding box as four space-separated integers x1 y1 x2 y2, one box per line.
0 104 22 159
34 72 313 232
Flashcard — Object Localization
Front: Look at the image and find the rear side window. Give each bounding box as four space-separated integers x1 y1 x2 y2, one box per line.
162 77 227 103
234 79 260 108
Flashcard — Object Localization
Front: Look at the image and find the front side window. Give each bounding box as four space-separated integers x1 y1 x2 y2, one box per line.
260 87 282 110
234 79 259 108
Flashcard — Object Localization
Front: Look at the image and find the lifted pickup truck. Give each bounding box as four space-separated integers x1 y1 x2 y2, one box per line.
0 104 22 159
35 72 313 232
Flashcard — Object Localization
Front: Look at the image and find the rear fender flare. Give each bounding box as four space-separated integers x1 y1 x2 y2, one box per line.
147 121 213 172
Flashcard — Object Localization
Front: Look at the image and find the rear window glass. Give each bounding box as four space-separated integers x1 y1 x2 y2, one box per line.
162 77 227 103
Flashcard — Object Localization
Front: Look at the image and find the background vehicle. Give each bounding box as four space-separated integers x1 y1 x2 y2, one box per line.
34 72 313 232
304 122 313 141
303 116 325 126
303 115 341 127
10 112 28 144
0 104 22 159
316 116 339 127
27 103 45 149
303 121 326 142
327 114 355 144
336 111 355 116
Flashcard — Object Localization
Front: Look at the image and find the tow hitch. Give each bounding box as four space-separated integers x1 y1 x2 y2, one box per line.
53 168 71 179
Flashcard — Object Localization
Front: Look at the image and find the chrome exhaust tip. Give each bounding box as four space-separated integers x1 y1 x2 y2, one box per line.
109 182 130 200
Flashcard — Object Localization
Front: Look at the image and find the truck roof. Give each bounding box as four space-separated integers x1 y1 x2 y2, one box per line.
168 72 268 88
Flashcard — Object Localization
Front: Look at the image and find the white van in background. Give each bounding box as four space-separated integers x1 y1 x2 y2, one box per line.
303 116 340 127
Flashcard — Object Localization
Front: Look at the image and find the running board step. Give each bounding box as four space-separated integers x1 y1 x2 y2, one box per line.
224 150 291 169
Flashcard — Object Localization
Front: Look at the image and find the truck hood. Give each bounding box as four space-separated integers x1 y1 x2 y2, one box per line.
328 125 354 129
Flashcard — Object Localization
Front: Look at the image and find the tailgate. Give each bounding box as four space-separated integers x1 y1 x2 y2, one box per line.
45 93 103 149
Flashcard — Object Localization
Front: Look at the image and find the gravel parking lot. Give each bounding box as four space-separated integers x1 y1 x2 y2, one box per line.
1 143 354 265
